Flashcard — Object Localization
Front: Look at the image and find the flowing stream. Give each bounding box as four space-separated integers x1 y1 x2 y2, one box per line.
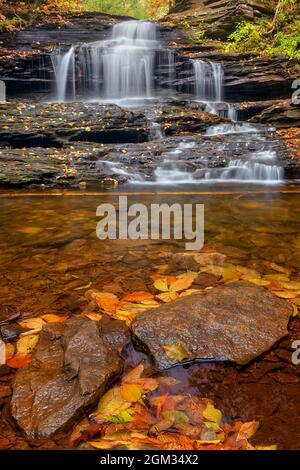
51 20 285 186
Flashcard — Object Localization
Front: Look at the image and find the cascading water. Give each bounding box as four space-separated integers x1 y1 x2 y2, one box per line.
51 20 285 186
193 59 237 121
51 21 173 104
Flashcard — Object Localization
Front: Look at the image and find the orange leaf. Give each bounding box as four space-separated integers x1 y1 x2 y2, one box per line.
91 292 120 313
7 353 32 369
122 292 154 302
120 383 143 403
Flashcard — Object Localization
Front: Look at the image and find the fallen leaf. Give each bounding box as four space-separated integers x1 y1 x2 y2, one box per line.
91 291 120 313
16 334 39 354
120 383 143 403
18 317 45 331
95 387 131 419
169 272 198 292
122 292 154 302
236 421 259 443
154 278 169 292
156 291 179 302
163 343 189 362
203 403 222 426
84 313 102 321
7 353 32 368
107 411 134 424
5 343 15 360
42 313 69 323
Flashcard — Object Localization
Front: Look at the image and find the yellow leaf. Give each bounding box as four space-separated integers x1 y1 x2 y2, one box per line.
282 281 300 290
154 278 169 292
96 387 131 418
179 289 200 297
5 343 15 360
163 343 189 362
204 421 222 432
16 334 39 354
84 313 102 321
263 274 290 282
255 445 277 450
273 291 300 299
156 291 179 302
169 272 198 292
18 317 45 331
203 403 222 426
247 278 270 287
42 313 69 323
120 383 143 403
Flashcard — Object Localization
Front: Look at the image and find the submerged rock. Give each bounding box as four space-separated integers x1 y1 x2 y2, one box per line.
11 316 129 439
131 281 292 370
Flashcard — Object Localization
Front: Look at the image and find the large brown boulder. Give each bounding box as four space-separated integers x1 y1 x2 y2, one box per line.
131 281 292 370
11 316 130 439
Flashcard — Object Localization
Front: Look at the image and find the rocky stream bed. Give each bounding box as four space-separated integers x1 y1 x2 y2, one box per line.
0 10 300 451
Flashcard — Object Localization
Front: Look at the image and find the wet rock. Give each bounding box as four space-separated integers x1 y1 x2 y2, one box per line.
250 99 300 128
131 281 292 370
167 0 274 40
159 106 226 135
194 272 219 288
11 316 130 439
0 102 149 147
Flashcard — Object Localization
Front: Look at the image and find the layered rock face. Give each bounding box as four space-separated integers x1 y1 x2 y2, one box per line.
168 0 274 39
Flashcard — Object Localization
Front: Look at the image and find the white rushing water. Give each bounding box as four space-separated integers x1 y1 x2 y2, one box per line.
51 21 169 103
51 20 284 185
193 59 237 120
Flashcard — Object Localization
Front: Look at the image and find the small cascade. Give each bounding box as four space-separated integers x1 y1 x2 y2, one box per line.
51 21 176 104
154 142 196 184
193 59 237 121
202 159 284 184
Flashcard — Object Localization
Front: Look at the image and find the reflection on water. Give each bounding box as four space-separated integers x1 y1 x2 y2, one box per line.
1 189 300 321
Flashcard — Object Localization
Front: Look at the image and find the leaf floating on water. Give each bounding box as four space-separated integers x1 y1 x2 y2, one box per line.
16 334 39 354
163 343 189 362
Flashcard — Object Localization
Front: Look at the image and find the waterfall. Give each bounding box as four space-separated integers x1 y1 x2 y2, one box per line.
202 160 284 183
51 21 172 103
193 59 237 121
51 46 75 102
